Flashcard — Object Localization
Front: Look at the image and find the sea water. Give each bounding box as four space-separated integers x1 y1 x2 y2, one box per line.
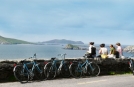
0 44 132 60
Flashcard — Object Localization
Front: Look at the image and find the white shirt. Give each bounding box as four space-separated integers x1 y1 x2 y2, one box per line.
99 47 108 55
88 45 94 53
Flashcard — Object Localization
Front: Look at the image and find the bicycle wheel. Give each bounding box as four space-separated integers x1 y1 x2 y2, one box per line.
129 60 134 75
13 65 29 83
44 63 57 80
69 63 82 78
87 62 100 76
133 70 134 75
34 65 46 81
60 63 70 78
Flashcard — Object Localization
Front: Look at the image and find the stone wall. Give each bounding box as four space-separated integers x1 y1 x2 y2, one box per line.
0 58 132 82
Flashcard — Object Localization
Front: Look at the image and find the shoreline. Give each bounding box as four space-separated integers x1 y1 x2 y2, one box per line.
0 57 85 62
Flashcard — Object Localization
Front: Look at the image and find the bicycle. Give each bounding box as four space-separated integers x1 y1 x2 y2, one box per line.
44 53 70 79
69 56 100 78
57 54 70 78
128 55 134 75
13 54 46 83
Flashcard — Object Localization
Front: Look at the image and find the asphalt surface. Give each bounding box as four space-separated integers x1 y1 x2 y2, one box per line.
0 74 134 87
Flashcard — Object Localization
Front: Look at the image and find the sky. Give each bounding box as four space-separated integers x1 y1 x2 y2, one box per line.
0 0 134 45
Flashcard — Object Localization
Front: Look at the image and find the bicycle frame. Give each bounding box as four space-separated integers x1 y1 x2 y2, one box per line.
76 59 87 72
57 59 66 74
47 54 67 75
50 59 59 72
76 57 94 73
57 54 67 73
13 53 44 82
22 60 42 78
129 59 134 70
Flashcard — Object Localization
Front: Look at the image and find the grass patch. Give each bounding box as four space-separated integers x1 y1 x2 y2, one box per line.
108 71 132 75
109 71 116 75
8 75 16 82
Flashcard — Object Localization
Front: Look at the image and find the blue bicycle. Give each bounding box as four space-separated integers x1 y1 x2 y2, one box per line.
129 59 134 75
44 53 70 79
128 55 134 75
69 56 100 78
13 54 45 83
129 55 134 75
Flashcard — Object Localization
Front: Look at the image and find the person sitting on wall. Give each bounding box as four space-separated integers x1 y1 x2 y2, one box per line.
99 43 108 59
116 42 125 58
108 44 116 58
86 42 96 58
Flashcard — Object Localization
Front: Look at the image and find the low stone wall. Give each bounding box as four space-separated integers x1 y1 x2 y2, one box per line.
95 58 131 75
0 61 17 82
0 58 132 82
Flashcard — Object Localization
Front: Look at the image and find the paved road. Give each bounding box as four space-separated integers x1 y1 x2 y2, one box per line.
0 75 134 87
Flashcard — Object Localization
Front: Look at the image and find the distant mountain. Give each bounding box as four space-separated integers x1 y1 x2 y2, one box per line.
42 39 84 44
0 36 31 44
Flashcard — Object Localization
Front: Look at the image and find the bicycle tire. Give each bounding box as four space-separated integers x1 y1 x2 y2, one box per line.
129 60 134 75
87 62 100 76
13 65 29 83
133 70 134 75
44 63 57 80
60 63 70 78
69 63 82 78
34 65 46 81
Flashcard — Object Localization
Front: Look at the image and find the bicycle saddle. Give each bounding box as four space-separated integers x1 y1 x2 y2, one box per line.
51 57 56 60
77 58 82 61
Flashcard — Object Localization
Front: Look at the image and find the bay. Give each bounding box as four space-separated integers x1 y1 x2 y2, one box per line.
0 44 132 60
0 44 86 60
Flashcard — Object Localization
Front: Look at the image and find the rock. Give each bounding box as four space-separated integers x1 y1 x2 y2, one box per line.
63 44 88 50
124 46 134 53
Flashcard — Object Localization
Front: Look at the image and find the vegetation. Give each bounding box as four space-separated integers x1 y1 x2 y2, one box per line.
0 36 32 44
108 71 132 75
64 44 80 50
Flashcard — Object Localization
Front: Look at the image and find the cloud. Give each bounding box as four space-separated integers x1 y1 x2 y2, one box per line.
0 0 134 44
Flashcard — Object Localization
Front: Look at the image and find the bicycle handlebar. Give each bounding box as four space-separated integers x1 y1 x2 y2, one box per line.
21 53 37 62
58 53 66 56
58 53 66 60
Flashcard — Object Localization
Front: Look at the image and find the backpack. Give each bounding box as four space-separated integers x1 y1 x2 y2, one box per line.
91 47 96 55
115 51 119 58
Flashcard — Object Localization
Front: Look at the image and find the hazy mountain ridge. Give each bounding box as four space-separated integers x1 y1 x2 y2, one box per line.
0 36 31 44
42 39 84 44
0 36 84 45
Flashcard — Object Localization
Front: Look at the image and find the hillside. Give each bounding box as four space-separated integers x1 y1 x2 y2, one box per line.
0 36 31 44
42 39 84 44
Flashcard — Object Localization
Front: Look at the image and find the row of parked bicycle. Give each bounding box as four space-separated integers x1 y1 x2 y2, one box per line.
13 53 100 83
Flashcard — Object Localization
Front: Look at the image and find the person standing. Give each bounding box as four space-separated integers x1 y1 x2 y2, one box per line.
86 42 96 58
